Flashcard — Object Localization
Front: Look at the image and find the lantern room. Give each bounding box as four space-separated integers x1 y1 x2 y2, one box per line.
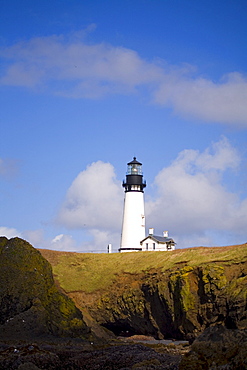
123 157 146 192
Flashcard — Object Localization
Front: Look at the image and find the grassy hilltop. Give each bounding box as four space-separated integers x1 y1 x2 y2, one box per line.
40 244 247 293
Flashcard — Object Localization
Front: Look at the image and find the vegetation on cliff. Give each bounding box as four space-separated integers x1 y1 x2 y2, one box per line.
2 236 246 369
0 237 90 340
40 243 247 340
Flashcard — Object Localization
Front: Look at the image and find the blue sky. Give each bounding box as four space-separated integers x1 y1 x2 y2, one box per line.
1 0 247 251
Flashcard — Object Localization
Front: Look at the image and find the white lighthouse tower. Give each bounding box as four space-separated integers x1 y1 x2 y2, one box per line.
119 157 146 252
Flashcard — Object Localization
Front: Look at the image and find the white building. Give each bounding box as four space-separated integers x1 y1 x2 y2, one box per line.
140 229 176 251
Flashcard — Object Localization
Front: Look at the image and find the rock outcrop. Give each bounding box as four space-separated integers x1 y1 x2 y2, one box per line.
0 237 90 340
85 262 246 341
42 244 247 342
179 325 247 369
39 244 247 342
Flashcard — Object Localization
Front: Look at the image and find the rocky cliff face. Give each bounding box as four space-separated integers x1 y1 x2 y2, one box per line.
0 237 90 340
82 258 247 341
4 238 246 368
39 244 247 342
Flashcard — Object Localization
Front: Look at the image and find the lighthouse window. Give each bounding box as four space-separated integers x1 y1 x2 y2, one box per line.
127 164 142 175
131 164 138 174
141 215 145 226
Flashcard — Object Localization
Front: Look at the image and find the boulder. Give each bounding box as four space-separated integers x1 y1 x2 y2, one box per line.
179 325 247 369
0 237 90 340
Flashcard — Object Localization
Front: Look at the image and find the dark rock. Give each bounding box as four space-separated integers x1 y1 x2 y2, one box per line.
18 363 41 370
0 237 90 340
87 262 247 340
179 325 247 369
66 344 174 369
0 341 183 370
0 343 61 370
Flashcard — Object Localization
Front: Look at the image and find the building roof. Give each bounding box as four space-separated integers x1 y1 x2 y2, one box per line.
127 157 142 166
140 235 175 244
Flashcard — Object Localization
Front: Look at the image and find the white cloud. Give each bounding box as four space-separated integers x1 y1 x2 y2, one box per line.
0 225 119 253
1 32 247 125
51 234 77 251
154 71 247 126
22 229 45 248
83 229 120 252
19 229 80 252
0 226 20 239
49 231 120 253
57 161 123 230
146 137 247 247
22 229 83 252
0 34 162 97
0 227 47 247
194 136 240 171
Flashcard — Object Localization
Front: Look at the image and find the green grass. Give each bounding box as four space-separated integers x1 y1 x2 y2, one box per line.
40 244 247 294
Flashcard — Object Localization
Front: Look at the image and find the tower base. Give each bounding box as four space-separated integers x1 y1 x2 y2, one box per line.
118 247 142 253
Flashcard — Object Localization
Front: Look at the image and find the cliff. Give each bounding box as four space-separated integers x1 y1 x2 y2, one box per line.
40 243 247 341
0 237 90 340
2 237 246 368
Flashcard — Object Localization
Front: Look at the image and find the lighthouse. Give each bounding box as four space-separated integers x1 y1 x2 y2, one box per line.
119 157 146 252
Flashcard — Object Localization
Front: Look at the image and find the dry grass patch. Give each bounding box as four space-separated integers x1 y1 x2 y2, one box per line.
39 244 247 293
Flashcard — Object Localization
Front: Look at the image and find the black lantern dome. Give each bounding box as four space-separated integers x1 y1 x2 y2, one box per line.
123 157 146 192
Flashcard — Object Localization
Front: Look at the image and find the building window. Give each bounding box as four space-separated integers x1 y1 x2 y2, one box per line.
146 243 148 251
141 215 145 227
153 243 155 250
